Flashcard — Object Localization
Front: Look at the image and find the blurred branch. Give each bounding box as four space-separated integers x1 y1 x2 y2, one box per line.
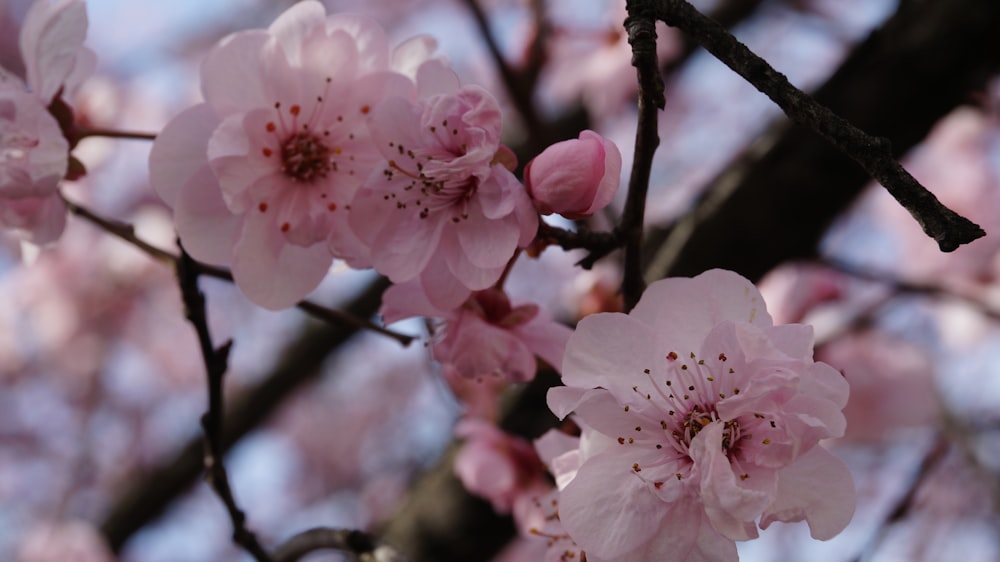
176 249 273 562
461 0 544 136
821 258 1000 323
645 0 1000 283
653 0 985 253
620 0 665 311
99 276 392 551
274 528 409 562
63 197 414 347
851 434 949 562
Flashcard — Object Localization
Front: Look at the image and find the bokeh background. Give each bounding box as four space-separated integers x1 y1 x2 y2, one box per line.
2 0 1000 560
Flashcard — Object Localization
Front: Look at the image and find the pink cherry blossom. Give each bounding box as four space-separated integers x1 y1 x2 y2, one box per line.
347 83 538 309
546 269 854 561
0 0 93 245
526 130 622 219
381 282 571 384
0 82 67 243
149 1 434 309
453 418 547 514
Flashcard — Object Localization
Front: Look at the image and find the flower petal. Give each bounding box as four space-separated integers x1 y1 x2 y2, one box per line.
760 445 855 540
231 209 331 309
149 104 217 208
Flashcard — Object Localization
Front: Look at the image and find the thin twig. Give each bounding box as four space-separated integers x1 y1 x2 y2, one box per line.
460 0 543 135
176 249 274 562
653 0 985 252
621 0 666 311
64 198 415 347
274 528 409 562
536 221 620 267
74 127 157 141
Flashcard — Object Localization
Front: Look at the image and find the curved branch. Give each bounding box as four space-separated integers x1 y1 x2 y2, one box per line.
274 528 409 562
653 0 985 252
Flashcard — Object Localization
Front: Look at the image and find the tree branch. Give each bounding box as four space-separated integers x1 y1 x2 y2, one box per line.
274 528 409 562
620 0 666 311
99 278 392 552
176 249 273 562
63 197 414 347
653 0 985 252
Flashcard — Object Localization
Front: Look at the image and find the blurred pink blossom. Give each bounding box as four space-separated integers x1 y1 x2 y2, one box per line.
526 129 621 220
382 283 570 384
454 418 547 514
17 520 113 562
0 0 93 244
546 269 855 561
347 82 537 309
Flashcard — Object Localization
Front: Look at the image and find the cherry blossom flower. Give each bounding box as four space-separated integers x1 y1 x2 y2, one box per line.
149 0 436 309
526 130 621 219
0 0 94 244
0 85 67 243
382 282 570 384
347 80 538 309
546 269 854 561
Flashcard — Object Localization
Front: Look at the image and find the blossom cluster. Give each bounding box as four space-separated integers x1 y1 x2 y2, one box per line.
0 1 859 561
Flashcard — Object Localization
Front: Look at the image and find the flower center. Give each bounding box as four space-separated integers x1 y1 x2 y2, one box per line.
280 132 331 183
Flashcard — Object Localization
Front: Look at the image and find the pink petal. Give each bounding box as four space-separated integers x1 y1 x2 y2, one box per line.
631 269 774 353
149 104 217 208
558 451 667 559
418 252 471 310
173 165 242 266
232 212 332 309
534 429 580 467
0 193 66 244
19 0 90 102
266 0 326 66
371 210 443 282
379 280 442 325
562 312 663 405
200 31 277 116
455 203 519 269
441 231 506 290
760 445 855 540
516 315 572 373
323 14 390 72
477 167 519 220
689 422 773 540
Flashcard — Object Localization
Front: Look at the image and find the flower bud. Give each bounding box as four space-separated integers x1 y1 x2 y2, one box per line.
525 130 621 219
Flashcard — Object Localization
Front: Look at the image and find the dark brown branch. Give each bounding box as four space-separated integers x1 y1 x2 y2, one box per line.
63 197 414 347
176 249 273 562
74 127 157 141
536 221 619 267
274 528 409 562
653 0 985 252
100 277 391 551
621 0 666 311
644 0 1000 283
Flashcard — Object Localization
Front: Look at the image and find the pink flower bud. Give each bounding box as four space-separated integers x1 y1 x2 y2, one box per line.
525 130 621 219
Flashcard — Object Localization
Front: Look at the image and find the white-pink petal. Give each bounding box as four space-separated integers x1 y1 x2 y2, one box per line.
19 0 92 102
558 452 667 559
148 104 217 207
232 212 331 309
759 444 855 540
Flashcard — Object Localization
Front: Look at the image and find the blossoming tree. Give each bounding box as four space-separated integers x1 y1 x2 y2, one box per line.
3 0 1000 561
